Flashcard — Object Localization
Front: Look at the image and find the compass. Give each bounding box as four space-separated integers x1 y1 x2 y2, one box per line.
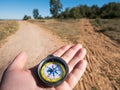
38 55 69 86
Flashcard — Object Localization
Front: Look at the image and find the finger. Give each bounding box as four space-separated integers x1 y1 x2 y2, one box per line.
55 81 71 90
53 45 72 57
68 48 86 72
8 52 27 70
61 44 82 63
67 60 87 89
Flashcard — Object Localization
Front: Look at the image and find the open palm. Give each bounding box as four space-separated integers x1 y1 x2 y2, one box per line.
0 44 87 90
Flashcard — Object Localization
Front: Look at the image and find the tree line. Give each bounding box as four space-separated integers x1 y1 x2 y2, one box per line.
58 2 120 19
23 0 120 20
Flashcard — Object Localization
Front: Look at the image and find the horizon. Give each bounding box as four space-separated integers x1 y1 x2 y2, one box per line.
0 0 120 19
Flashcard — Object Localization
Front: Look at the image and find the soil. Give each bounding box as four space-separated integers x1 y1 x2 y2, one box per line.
74 19 120 90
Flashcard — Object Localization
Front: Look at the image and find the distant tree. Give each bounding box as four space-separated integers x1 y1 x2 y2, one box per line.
50 0 62 18
23 15 31 20
63 8 70 19
70 7 81 19
90 5 100 18
57 12 64 19
33 9 39 19
100 2 120 18
45 16 52 19
37 15 43 19
79 5 88 17
57 8 70 19
57 2 120 19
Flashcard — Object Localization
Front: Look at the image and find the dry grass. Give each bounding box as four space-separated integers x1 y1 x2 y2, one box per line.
90 19 120 43
29 19 81 44
0 21 18 46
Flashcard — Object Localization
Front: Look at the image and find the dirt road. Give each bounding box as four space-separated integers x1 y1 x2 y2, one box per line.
0 21 66 79
74 19 120 90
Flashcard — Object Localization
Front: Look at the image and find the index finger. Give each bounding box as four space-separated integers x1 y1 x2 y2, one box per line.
53 45 72 57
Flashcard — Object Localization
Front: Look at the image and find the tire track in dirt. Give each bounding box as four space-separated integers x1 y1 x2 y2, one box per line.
0 21 67 80
74 19 120 90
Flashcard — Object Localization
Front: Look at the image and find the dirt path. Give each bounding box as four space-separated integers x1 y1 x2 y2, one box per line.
74 19 120 90
0 21 66 79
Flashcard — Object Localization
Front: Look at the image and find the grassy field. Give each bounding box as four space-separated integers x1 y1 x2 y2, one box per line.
91 19 120 43
29 19 81 44
0 21 18 46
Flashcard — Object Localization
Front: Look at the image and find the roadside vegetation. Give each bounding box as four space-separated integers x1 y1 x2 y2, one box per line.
58 2 120 19
91 19 120 43
0 21 18 46
23 15 31 20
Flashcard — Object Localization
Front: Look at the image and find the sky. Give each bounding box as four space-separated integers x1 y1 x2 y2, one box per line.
0 0 120 19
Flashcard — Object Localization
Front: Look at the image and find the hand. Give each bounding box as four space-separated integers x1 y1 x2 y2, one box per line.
0 44 87 90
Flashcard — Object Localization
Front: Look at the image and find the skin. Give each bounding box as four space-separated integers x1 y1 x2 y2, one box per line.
0 44 87 90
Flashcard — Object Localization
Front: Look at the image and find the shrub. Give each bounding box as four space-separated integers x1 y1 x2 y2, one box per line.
23 15 31 20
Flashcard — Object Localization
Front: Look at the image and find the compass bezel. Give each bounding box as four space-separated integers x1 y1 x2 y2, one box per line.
38 55 69 86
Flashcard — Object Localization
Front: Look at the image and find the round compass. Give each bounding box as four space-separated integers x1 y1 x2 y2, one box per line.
38 55 69 86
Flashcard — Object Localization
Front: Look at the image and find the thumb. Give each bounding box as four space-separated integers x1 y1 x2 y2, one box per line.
8 52 27 70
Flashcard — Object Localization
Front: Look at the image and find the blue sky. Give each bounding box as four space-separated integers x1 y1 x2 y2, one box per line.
0 0 120 19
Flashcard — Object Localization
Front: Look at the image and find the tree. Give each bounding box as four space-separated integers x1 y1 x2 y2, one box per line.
90 5 100 18
45 16 52 19
23 15 31 20
70 7 81 19
33 9 39 19
57 2 120 19
50 0 62 18
37 15 43 19
79 5 88 17
100 2 120 18
63 8 70 19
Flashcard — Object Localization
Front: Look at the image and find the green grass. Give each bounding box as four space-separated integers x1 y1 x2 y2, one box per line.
0 21 18 46
91 19 120 43
29 19 80 44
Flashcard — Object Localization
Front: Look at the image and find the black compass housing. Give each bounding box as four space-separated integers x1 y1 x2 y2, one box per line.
38 55 69 86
